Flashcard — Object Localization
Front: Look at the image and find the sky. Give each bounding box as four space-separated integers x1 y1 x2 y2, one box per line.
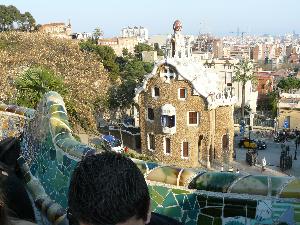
1 0 300 37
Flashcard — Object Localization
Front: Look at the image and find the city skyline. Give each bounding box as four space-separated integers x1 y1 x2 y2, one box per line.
1 0 300 37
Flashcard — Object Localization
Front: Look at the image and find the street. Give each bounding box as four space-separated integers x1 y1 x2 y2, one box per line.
233 134 300 177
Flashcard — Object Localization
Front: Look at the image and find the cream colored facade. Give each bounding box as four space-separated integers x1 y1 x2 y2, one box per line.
39 22 72 39
201 59 258 113
142 51 158 63
98 37 139 56
277 92 300 130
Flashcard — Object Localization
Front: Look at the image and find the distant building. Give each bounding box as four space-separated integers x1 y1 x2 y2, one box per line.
148 35 168 49
255 71 274 110
121 26 149 43
251 44 266 62
230 45 250 59
212 39 223 58
142 51 159 63
277 91 300 130
134 20 236 168
201 59 258 114
192 34 214 53
71 32 92 40
98 37 139 56
39 21 72 39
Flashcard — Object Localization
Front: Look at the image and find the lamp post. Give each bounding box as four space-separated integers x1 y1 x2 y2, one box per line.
249 125 252 140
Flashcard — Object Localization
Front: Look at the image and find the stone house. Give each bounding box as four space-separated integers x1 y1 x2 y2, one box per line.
39 21 72 39
134 21 236 168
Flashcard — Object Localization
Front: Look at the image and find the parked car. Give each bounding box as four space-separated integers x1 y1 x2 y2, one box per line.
238 138 257 149
256 139 267 150
100 135 124 153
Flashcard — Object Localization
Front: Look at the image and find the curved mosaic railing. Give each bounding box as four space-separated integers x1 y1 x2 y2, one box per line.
132 158 300 199
1 92 300 225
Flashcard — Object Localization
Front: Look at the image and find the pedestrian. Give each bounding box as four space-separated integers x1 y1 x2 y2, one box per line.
295 138 298 150
221 165 224 172
236 168 240 174
262 157 266 172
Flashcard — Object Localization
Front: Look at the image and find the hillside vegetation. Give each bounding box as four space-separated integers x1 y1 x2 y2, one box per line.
0 31 110 131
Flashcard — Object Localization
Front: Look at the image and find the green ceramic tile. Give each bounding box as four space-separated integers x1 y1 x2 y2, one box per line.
213 217 222 225
175 193 185 206
185 220 196 225
162 192 178 207
161 205 182 219
183 195 192 210
149 188 164 206
172 188 190 195
231 175 268 196
192 172 241 192
270 176 291 196
152 185 171 198
197 213 213 225
280 179 300 199
187 209 199 222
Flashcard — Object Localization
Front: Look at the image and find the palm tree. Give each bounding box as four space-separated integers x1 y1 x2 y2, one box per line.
15 66 67 108
232 59 256 120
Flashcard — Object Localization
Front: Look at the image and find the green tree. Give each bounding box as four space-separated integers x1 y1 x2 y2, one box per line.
0 5 36 32
107 79 136 110
122 59 149 83
15 67 67 108
18 12 35 31
122 48 129 56
134 43 153 60
92 27 103 42
277 77 300 92
108 59 154 111
233 59 256 120
0 5 21 31
267 91 279 117
154 43 164 56
79 40 120 81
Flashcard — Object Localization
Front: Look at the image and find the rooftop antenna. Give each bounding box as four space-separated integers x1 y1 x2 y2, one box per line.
197 22 202 51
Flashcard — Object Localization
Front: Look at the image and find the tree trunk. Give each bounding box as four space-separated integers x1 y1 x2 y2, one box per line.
241 83 246 120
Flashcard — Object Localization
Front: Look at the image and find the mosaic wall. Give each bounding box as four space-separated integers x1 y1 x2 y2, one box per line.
1 92 300 225
0 103 34 141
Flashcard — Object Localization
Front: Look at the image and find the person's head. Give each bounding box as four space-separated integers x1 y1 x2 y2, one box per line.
68 152 151 225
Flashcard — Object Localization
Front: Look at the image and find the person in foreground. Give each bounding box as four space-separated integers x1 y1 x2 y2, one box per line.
68 151 183 225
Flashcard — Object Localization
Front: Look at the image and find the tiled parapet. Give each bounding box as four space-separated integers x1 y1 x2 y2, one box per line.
21 91 96 209
17 156 68 225
135 160 300 200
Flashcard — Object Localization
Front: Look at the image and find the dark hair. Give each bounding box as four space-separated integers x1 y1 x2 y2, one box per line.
68 152 150 225
0 194 9 225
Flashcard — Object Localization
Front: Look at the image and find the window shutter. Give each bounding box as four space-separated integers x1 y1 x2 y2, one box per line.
183 142 189 157
165 138 171 154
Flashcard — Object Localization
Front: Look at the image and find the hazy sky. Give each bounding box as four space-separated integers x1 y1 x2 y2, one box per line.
1 0 299 37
